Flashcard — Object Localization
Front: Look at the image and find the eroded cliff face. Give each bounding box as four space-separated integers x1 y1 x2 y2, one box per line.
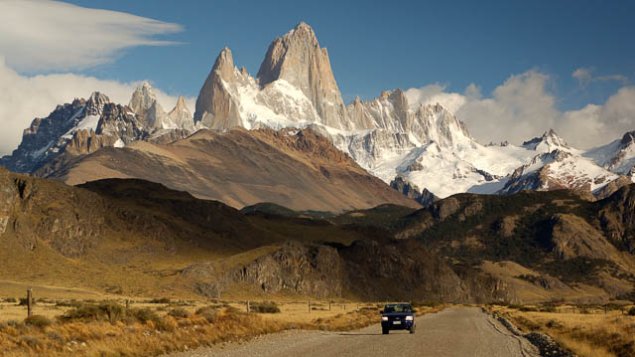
182 241 344 298
599 184 635 253
234 242 344 297
0 168 107 257
182 239 510 302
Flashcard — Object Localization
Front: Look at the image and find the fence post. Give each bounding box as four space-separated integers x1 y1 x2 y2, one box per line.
26 289 33 318
246 300 250 313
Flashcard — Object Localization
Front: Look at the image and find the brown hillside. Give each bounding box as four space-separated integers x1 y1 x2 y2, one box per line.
40 128 419 212
393 188 635 303
0 169 456 301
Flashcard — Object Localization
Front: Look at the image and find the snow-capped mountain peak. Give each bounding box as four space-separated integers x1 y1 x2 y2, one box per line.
522 129 572 152
585 130 635 182
500 148 621 195
256 22 350 130
85 92 110 116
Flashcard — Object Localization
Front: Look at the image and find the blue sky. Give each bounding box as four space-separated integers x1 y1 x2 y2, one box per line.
64 0 634 108
0 0 633 153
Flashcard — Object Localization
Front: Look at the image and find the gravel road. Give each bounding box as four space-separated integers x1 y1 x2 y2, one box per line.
168 307 539 357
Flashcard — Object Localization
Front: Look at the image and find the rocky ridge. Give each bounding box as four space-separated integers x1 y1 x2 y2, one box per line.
1 83 194 174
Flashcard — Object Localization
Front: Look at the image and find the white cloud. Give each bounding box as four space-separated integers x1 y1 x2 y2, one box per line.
0 0 182 72
558 87 635 148
572 68 593 87
404 70 635 149
404 84 467 114
572 67 628 87
0 57 194 155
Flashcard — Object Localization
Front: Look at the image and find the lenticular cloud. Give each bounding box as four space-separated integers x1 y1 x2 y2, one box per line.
0 0 182 72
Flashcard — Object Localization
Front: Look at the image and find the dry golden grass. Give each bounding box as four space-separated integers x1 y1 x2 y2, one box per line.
0 307 287 357
491 304 635 357
0 299 443 357
0 302 70 323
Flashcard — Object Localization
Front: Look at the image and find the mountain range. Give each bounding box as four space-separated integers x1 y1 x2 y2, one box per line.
1 165 634 303
1 22 634 210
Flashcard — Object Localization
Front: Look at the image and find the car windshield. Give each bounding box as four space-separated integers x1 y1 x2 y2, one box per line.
384 304 412 313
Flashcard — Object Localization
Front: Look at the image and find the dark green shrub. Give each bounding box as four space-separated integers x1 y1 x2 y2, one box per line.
60 301 125 323
61 304 102 321
539 305 556 313
251 301 280 314
130 308 161 323
55 299 82 308
627 307 635 316
24 315 52 328
168 307 190 319
100 301 125 323
195 306 219 322
18 298 36 306
148 298 171 304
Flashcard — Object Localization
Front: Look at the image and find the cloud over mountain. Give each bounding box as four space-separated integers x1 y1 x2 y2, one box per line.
0 1 190 155
404 71 635 149
0 58 193 155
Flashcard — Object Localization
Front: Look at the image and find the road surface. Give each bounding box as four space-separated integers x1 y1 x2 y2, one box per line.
169 307 539 357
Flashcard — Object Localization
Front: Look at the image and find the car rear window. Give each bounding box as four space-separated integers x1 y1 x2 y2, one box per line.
384 304 412 313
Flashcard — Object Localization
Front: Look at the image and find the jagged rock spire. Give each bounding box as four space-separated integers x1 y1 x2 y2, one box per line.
256 22 352 129
129 82 167 130
85 92 110 116
193 47 242 129
522 128 570 152
168 96 194 130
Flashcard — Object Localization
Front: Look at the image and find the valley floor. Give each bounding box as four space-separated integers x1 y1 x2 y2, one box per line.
0 296 442 357
166 307 539 357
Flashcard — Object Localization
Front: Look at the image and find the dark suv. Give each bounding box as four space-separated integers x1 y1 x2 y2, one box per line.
380 303 416 334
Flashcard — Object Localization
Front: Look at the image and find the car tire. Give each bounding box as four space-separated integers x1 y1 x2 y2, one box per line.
409 326 415 334
382 328 389 335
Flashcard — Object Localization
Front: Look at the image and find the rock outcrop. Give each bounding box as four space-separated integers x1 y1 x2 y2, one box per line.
390 176 438 206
